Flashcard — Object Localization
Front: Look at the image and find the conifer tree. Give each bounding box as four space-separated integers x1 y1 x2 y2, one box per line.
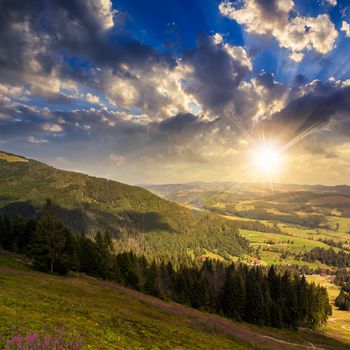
335 288 350 311
29 199 77 275
144 261 160 297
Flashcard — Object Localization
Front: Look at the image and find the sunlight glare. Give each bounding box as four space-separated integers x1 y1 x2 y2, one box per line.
252 145 282 176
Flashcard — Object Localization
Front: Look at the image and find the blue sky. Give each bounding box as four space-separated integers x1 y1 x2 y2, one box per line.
1 0 350 185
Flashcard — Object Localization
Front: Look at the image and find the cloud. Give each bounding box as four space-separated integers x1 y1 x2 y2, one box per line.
181 34 252 114
28 136 48 144
0 0 349 184
341 21 350 37
262 79 350 142
42 123 64 133
219 0 338 61
0 0 175 110
84 0 116 30
86 93 101 104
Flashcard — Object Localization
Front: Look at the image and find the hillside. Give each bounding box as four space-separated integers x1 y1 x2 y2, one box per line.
144 182 350 268
0 151 248 259
1 251 349 350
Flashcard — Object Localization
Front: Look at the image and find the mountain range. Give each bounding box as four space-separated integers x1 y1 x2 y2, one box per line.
0 151 248 259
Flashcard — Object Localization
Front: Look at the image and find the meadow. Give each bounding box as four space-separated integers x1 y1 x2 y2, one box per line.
1 251 349 350
306 275 350 343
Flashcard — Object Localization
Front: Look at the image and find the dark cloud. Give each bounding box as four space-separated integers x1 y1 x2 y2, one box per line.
158 113 207 133
182 35 251 114
270 81 350 134
0 0 175 87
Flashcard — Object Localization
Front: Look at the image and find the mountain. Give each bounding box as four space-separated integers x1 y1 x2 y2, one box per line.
144 182 350 219
0 151 248 259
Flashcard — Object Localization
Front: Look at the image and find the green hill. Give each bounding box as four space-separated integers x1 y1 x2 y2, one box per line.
1 251 349 350
0 151 248 259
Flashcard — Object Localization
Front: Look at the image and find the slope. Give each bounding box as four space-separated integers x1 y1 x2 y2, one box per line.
0 151 248 259
1 251 349 350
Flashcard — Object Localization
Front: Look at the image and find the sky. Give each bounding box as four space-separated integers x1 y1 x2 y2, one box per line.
1 0 350 185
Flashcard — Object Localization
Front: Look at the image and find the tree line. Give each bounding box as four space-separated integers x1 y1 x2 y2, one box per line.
303 247 350 268
231 220 285 235
334 269 350 311
0 200 332 330
235 210 325 228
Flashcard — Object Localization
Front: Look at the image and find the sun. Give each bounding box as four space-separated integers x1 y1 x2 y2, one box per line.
252 145 282 176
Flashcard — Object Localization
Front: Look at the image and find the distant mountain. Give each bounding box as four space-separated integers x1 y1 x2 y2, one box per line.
0 151 248 259
144 181 350 220
144 182 350 204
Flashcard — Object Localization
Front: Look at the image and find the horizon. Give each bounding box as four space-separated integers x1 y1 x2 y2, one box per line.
2 148 350 188
1 0 350 185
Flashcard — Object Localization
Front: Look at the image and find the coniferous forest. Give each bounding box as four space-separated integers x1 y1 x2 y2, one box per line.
0 200 332 331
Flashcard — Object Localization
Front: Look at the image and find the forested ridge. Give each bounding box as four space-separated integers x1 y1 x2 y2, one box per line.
0 151 249 260
0 201 332 331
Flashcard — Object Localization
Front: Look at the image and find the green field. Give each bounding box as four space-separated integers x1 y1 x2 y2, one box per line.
306 275 350 343
1 252 349 350
222 216 350 268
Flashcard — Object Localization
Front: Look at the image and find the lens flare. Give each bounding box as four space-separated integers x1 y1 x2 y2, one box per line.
252 145 282 175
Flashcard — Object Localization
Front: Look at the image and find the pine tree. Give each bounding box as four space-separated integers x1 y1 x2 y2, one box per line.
29 199 77 275
267 265 280 300
0 214 12 250
11 213 27 252
270 301 283 328
335 288 350 311
144 261 160 297
95 231 114 279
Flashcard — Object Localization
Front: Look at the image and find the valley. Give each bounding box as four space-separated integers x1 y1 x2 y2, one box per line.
1 152 350 348
145 182 350 269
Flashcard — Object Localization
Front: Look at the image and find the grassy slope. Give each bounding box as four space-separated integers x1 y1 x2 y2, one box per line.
0 151 246 259
1 252 349 350
306 275 350 343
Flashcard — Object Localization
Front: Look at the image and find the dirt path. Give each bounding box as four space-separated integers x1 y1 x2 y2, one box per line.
91 278 329 350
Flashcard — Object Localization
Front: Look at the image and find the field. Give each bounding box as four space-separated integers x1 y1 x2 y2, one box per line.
306 275 350 343
228 218 350 268
145 182 350 266
1 252 349 350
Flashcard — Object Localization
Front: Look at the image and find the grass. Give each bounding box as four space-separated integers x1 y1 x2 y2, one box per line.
326 216 350 233
0 153 28 163
0 252 249 350
238 228 335 268
222 212 350 269
1 252 349 350
306 275 350 343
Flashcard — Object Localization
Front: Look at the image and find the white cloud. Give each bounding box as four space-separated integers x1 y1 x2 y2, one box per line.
289 51 304 62
0 83 24 98
326 0 337 6
341 21 350 37
85 0 116 30
219 0 338 61
102 63 191 120
28 136 48 144
86 93 100 104
42 123 63 132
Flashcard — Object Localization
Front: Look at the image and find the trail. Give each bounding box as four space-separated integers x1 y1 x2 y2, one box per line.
91 278 330 350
